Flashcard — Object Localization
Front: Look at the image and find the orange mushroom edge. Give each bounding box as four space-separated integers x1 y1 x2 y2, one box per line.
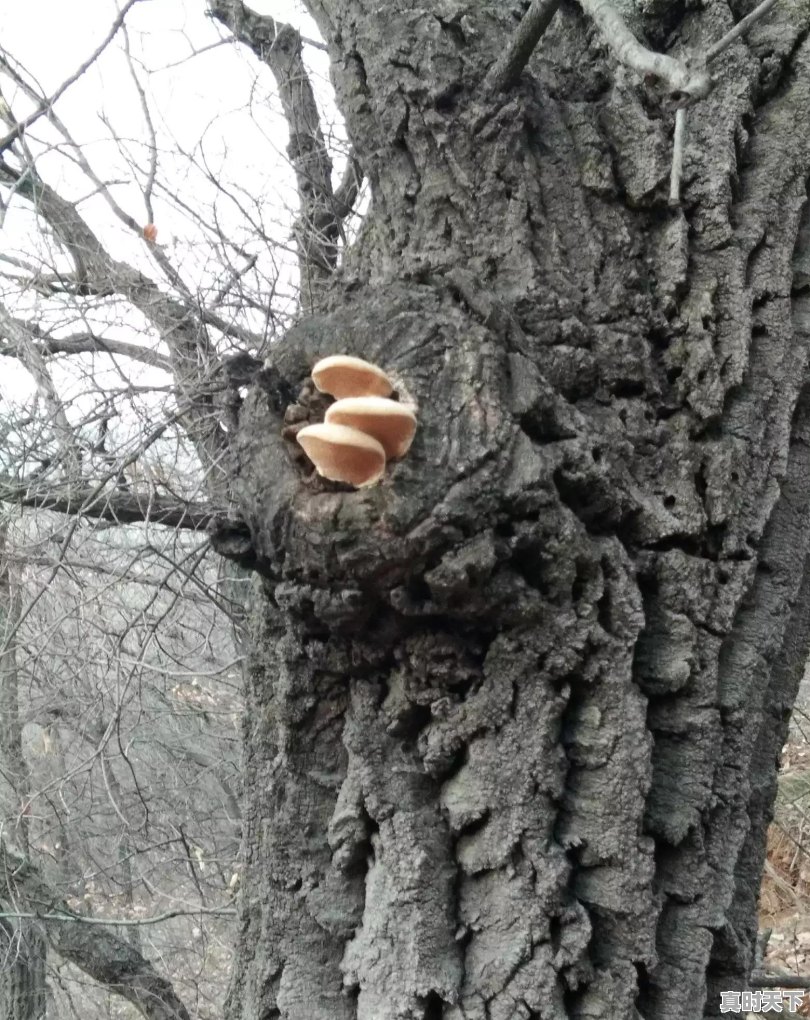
296 423 386 488
325 396 416 460
311 355 393 400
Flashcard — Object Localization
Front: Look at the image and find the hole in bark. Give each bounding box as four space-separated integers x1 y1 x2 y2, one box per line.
635 960 653 1015
549 913 564 956
655 404 680 422
753 290 774 310
520 406 577 444
511 539 552 595
612 379 645 398
563 986 580 1015
553 468 623 536
667 366 682 384
437 19 466 48
391 702 432 740
591 447 602 463
422 991 444 1019
571 557 597 605
495 519 515 539
434 85 461 112
364 814 381 867
705 523 730 560
663 495 676 509
596 588 612 633
694 466 708 502
349 50 368 90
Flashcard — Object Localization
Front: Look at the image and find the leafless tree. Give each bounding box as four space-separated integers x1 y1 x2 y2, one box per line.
3 2 810 1019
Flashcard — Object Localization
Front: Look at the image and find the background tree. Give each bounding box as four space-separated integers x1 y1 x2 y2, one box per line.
0 504 243 1020
3 1 810 1019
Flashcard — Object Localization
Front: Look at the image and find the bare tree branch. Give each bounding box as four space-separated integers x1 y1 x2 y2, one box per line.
209 0 347 307
484 0 562 93
0 66 263 351
0 840 192 1020
669 106 687 206
121 22 158 220
332 148 363 220
0 480 225 532
0 314 172 372
0 144 262 352
0 304 84 485
706 0 781 64
0 158 232 496
578 0 710 102
0 905 236 926
0 0 144 155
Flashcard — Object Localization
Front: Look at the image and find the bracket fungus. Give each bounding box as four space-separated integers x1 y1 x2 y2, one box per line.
296 423 386 488
325 396 416 460
294 355 417 488
311 355 393 400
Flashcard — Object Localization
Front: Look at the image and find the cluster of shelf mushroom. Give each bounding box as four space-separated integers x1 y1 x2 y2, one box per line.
295 356 417 488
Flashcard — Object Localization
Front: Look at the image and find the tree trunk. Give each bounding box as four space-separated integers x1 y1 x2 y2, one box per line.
0 919 47 1020
0 522 48 1020
215 3 810 1018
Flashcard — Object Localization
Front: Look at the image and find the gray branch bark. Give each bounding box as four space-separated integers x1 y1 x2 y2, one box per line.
484 0 562 93
0 842 191 1020
209 0 357 308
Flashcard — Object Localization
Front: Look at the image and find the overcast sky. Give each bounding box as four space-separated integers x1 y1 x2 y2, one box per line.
0 0 343 418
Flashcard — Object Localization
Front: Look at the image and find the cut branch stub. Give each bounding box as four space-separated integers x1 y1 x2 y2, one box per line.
325 397 417 460
296 423 386 487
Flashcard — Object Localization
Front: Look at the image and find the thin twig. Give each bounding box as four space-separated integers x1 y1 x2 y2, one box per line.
0 905 236 926
484 0 562 92
0 0 143 154
669 107 687 205
121 22 158 219
706 0 780 64
751 971 810 990
212 253 258 306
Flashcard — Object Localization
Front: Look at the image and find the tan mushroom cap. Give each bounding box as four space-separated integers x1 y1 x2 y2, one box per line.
296 423 386 487
325 396 417 460
311 355 393 399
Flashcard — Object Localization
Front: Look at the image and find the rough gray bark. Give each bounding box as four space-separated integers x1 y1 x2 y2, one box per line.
207 3 810 1020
